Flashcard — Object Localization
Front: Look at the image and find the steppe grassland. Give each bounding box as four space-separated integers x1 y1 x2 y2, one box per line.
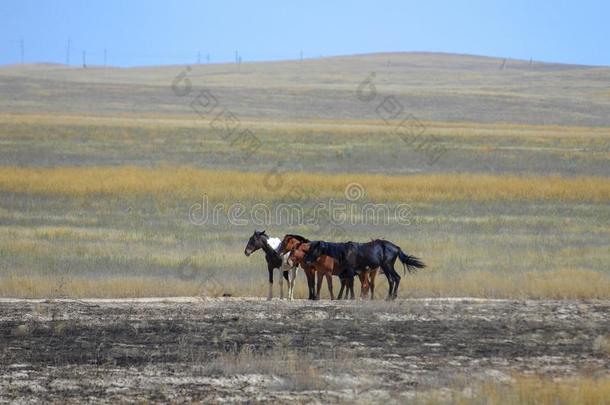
0 114 608 298
0 166 608 202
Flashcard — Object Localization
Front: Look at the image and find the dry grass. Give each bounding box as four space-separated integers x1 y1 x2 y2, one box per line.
3 53 610 126
593 335 610 356
402 268 610 300
3 268 609 299
431 375 610 405
0 274 201 298
0 166 608 202
203 346 327 391
1 112 609 138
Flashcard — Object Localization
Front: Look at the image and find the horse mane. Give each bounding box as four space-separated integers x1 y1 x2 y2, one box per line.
284 234 309 243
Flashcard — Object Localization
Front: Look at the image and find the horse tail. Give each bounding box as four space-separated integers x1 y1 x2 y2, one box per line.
397 249 426 275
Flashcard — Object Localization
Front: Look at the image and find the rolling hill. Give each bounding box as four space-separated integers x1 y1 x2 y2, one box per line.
1 52 609 126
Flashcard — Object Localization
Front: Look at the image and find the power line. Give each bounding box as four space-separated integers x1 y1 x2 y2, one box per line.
5 43 279 66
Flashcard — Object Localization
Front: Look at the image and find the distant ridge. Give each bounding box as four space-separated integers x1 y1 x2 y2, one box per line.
2 51 606 69
1 52 609 126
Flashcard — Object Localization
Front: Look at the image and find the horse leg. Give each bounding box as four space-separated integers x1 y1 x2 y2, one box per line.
358 271 368 299
316 271 324 300
381 265 394 301
370 269 378 300
391 268 401 300
287 269 292 300
288 267 297 300
289 267 294 300
267 267 274 301
305 266 316 300
384 266 400 299
293 267 298 300
278 269 285 300
327 274 335 300
283 269 290 299
339 268 355 300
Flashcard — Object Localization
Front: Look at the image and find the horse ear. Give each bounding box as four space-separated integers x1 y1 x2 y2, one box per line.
261 230 266 235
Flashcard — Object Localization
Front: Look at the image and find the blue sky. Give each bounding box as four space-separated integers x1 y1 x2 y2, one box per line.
1 0 608 66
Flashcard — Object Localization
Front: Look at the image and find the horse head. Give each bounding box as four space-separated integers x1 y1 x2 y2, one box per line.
244 229 267 256
278 234 309 254
287 242 309 266
304 241 325 265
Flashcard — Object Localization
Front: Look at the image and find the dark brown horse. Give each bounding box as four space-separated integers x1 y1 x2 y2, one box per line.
288 242 376 300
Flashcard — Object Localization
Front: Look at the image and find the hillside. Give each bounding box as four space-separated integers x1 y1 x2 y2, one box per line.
1 52 609 126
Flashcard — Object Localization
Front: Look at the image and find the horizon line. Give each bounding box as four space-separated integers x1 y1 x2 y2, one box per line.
1 51 608 69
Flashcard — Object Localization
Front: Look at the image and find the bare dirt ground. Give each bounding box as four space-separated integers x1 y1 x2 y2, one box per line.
1 297 608 404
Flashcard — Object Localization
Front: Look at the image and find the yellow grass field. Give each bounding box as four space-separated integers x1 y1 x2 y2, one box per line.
1 112 609 139
3 268 609 299
435 374 610 405
1 166 609 202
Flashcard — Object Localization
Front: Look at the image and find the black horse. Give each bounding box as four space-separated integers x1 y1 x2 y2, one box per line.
304 239 425 300
244 230 291 300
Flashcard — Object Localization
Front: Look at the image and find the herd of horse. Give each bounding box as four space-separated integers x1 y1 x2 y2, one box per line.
244 230 426 301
